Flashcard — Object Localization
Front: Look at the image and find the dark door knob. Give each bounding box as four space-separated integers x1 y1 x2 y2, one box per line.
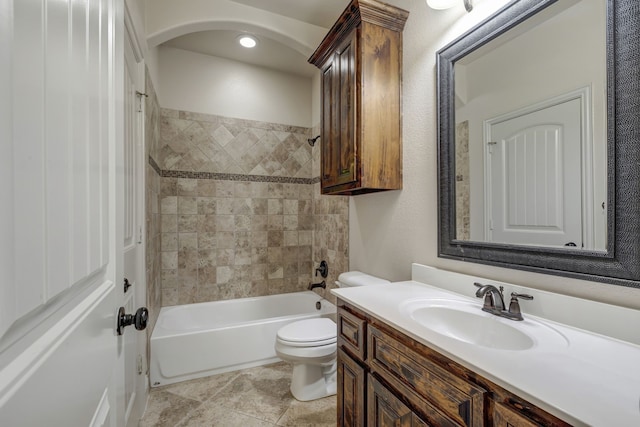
117 306 148 335
124 278 131 293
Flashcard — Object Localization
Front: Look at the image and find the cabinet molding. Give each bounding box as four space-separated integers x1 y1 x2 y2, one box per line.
309 0 409 195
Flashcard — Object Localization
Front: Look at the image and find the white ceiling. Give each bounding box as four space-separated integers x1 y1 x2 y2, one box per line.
229 0 348 28
160 0 350 78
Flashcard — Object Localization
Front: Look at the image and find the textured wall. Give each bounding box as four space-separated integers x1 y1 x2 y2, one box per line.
145 68 162 335
157 47 313 128
157 110 348 305
349 0 640 308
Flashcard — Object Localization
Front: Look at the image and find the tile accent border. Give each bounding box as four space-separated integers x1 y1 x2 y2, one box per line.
149 156 321 184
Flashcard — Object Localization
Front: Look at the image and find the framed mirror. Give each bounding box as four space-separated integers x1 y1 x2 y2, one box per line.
437 0 640 288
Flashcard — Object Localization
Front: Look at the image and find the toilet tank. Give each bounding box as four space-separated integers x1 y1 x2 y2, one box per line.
336 271 390 288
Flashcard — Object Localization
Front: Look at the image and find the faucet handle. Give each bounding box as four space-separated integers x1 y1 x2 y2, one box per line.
507 293 534 320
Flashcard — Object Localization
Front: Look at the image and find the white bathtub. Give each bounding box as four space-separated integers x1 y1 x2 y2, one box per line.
149 291 336 387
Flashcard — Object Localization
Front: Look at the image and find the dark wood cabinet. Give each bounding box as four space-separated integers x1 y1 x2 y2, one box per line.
309 0 409 195
336 299 573 427
337 348 366 427
368 374 429 427
494 403 540 427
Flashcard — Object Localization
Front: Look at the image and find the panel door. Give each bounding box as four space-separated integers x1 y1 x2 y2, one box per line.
321 31 357 191
122 30 148 427
487 98 582 247
0 0 126 426
338 349 366 427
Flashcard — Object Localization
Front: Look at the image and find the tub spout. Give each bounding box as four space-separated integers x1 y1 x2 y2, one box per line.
308 280 326 291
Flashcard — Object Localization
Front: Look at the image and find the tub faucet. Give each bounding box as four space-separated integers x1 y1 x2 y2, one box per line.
308 280 326 291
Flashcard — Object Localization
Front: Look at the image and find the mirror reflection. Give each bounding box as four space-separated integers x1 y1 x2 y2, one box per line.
453 0 607 251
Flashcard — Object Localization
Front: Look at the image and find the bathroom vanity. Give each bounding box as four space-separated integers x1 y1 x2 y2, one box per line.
332 265 640 426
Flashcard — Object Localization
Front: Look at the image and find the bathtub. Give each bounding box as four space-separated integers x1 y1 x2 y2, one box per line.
149 291 336 387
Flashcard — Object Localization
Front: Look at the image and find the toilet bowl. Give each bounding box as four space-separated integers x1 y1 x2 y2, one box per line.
275 271 390 401
275 318 337 401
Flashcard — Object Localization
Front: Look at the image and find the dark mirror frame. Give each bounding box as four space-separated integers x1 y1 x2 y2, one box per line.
437 0 640 288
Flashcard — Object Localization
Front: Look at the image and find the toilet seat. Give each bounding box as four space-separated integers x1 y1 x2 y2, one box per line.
276 318 336 348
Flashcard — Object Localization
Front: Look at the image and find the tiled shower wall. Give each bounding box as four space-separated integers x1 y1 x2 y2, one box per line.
157 110 348 306
145 69 162 333
455 121 470 240
311 124 348 305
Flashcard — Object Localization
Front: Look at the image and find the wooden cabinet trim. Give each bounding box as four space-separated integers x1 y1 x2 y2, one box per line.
308 0 408 67
369 325 486 427
310 0 408 196
336 300 573 427
338 348 367 427
338 306 367 361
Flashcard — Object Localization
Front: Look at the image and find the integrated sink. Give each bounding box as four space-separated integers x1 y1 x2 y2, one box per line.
400 299 568 351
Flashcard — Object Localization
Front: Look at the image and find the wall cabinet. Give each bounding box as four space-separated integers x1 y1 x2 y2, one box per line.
309 0 409 195
337 300 573 427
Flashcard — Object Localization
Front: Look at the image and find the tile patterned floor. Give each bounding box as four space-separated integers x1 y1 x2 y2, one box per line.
139 362 336 427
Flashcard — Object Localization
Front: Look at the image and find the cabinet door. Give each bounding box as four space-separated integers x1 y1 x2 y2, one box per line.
336 32 357 186
368 375 428 427
321 58 339 187
338 348 366 427
321 32 357 192
494 403 539 427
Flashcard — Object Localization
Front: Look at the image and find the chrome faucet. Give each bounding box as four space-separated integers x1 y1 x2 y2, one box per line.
474 282 533 321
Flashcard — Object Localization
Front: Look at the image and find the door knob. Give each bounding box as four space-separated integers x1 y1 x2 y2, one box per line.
117 306 148 335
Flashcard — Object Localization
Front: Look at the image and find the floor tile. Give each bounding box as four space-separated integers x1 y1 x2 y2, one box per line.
176 402 274 427
139 361 337 427
276 395 337 427
156 370 240 402
138 390 200 427
210 363 294 423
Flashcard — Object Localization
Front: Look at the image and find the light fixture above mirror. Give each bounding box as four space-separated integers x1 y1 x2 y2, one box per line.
427 0 473 12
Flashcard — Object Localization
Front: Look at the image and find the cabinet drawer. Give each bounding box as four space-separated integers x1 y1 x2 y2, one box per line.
368 325 486 427
338 308 367 361
368 374 431 427
493 403 538 427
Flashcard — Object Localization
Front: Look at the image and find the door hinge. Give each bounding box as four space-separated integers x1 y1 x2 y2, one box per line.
488 141 497 154
137 354 144 375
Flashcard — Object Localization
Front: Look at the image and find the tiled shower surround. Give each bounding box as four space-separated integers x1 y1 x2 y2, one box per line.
157 109 348 306
145 69 162 333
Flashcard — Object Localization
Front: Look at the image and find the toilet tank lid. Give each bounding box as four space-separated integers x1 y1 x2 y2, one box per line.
337 271 390 287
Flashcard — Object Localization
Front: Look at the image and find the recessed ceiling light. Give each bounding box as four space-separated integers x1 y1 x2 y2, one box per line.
238 35 258 48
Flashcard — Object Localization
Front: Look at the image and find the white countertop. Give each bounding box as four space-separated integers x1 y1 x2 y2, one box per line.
332 278 640 426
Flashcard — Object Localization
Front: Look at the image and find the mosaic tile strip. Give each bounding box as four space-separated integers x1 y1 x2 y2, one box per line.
159 168 320 184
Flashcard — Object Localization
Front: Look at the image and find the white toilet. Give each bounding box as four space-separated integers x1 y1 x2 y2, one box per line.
275 271 390 401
